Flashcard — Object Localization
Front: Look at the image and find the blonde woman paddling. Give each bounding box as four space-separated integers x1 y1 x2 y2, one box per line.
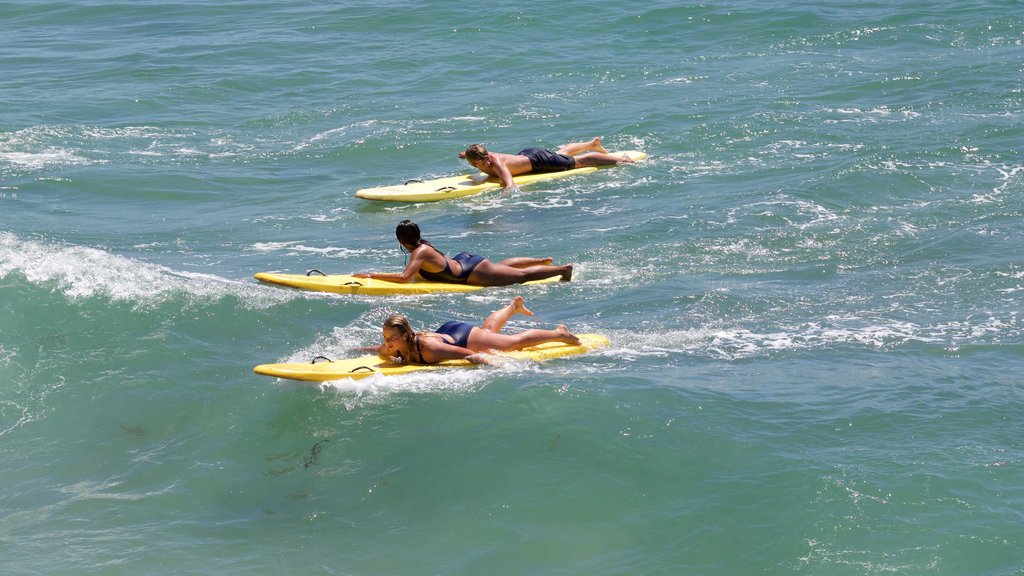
369 296 580 365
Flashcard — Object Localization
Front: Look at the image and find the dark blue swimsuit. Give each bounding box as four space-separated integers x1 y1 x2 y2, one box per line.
435 321 474 348
418 252 485 284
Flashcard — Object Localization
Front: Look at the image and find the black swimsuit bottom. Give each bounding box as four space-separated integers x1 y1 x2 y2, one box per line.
518 148 575 172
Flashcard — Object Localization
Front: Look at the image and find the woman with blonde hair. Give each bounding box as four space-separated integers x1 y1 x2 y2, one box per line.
372 296 579 365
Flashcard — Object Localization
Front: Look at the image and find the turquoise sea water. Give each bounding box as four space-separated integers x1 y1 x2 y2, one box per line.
2 1 1023 574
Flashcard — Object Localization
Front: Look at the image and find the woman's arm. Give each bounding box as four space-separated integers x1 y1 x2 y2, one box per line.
353 271 409 283
355 344 408 365
355 245 432 283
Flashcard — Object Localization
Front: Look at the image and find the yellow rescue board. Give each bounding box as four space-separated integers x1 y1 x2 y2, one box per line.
355 151 647 202
255 272 559 295
254 334 610 382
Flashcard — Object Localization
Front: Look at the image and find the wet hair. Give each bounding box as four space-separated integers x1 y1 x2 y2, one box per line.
395 220 423 248
383 314 421 363
464 144 488 163
395 219 441 255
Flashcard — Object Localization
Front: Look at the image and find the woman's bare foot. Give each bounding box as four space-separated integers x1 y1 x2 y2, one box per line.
557 325 581 346
511 295 533 317
559 264 573 282
590 137 608 153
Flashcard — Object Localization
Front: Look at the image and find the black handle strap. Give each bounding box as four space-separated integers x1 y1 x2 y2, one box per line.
306 269 326 276
311 355 333 364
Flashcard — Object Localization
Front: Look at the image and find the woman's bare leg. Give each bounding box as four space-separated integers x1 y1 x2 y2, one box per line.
496 256 553 268
468 260 572 286
467 324 580 352
481 295 534 332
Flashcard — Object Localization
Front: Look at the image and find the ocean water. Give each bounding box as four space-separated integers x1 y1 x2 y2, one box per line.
2 1 1023 574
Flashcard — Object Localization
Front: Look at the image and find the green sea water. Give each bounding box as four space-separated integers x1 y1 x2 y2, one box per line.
2 1 1023 574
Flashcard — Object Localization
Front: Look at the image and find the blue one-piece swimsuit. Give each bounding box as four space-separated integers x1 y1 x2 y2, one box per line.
418 252 485 284
435 321 474 348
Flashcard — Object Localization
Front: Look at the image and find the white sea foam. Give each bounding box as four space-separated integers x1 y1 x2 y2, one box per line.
0 148 93 171
316 368 486 401
0 399 31 438
641 75 708 87
0 124 263 175
251 241 303 252
605 318 958 361
249 241 366 258
0 232 293 309
0 344 14 367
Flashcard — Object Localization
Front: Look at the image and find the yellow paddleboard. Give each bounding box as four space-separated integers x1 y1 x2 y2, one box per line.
355 151 647 202
254 334 609 382
254 271 559 295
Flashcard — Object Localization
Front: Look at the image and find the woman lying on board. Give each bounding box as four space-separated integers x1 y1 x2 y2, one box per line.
355 220 572 285
362 296 580 365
